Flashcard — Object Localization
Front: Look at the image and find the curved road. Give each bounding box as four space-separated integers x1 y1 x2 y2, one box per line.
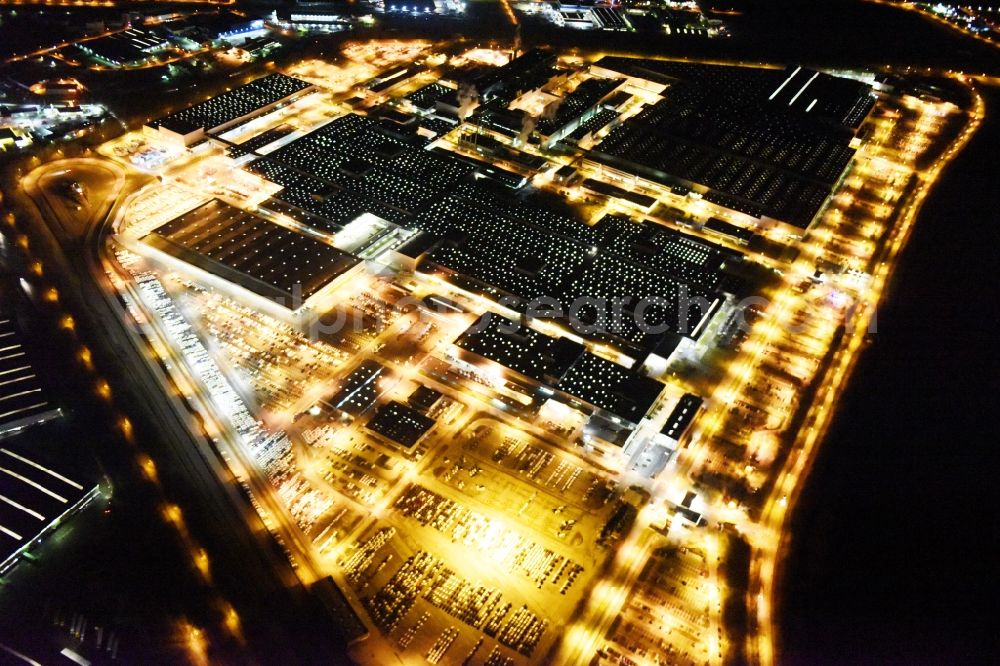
19 158 346 662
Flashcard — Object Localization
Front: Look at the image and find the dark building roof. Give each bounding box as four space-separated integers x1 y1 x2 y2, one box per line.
456 313 586 385
469 108 525 138
536 76 621 136
224 125 295 159
455 313 664 426
393 231 441 260
557 352 664 425
407 385 442 413
77 27 169 66
366 401 435 448
330 361 385 416
568 108 619 141
704 217 756 244
165 10 259 41
144 199 359 305
581 178 657 209
0 314 58 433
406 82 456 111
590 57 873 228
0 441 98 570
416 184 725 350
248 113 475 227
243 112 741 351
661 393 703 441
149 73 312 135
763 66 877 129
461 48 557 103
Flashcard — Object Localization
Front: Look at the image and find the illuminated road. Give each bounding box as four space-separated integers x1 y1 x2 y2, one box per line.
18 158 347 660
746 79 986 666
2 26 126 65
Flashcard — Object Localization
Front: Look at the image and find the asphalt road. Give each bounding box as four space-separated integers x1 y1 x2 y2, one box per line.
19 158 349 663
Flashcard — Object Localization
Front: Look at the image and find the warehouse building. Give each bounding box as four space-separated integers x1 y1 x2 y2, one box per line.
141 199 362 316
454 312 666 434
586 57 875 232
145 73 314 146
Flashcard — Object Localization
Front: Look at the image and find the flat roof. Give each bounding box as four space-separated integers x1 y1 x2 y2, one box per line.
407 385 442 413
455 313 664 425
764 66 876 129
0 443 97 568
149 73 312 136
582 178 657 209
144 199 359 305
405 82 455 111
78 27 169 65
557 353 664 425
392 231 440 260
365 401 435 448
417 183 723 348
166 10 257 39
705 217 756 243
661 393 703 441
241 114 739 350
536 76 621 136
249 113 475 227
462 48 557 101
456 313 586 385
329 361 385 416
0 315 58 433
590 57 870 228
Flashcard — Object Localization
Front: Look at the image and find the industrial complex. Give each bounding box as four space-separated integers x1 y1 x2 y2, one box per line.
36 33 964 665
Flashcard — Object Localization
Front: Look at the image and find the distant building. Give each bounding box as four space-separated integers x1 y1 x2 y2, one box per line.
144 73 314 146
0 127 21 152
542 2 631 30
164 11 267 45
275 0 357 27
76 27 171 68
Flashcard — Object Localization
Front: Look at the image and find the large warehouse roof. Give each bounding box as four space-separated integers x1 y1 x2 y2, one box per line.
144 199 359 305
456 313 665 426
148 73 312 136
590 57 874 228
241 112 740 351
456 312 586 385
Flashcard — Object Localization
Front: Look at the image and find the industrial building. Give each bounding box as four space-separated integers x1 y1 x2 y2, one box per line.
366 401 435 448
142 199 362 311
0 314 62 438
145 73 314 146
587 58 876 231
76 27 171 68
455 312 665 432
164 11 267 44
